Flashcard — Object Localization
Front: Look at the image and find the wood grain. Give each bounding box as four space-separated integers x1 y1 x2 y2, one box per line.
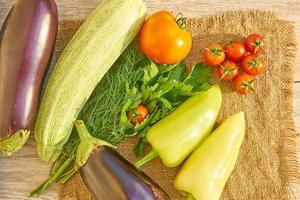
0 0 299 199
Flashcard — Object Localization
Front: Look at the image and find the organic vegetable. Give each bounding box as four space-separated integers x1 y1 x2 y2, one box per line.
127 105 149 126
217 60 239 81
245 33 264 55
224 41 246 62
30 44 145 196
0 0 58 156
31 45 212 195
140 11 192 64
35 0 147 162
203 44 225 67
135 85 222 168
174 112 245 200
79 122 170 200
242 55 265 76
235 73 256 95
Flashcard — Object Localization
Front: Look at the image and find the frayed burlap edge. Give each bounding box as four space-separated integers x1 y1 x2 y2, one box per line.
277 19 299 199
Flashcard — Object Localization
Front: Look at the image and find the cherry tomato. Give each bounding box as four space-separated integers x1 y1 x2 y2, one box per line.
139 11 192 64
224 41 246 62
203 44 225 67
127 105 149 126
217 60 239 81
245 33 264 55
234 73 256 95
242 55 265 76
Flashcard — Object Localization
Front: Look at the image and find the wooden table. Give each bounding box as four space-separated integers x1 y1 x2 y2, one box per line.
0 0 300 199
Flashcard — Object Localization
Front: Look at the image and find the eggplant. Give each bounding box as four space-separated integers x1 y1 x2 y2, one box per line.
80 147 170 200
0 0 58 155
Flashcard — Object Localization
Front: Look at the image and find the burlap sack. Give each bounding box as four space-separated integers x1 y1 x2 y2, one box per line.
56 10 299 200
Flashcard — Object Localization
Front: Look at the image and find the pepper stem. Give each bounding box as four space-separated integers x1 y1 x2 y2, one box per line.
134 150 159 168
186 193 196 200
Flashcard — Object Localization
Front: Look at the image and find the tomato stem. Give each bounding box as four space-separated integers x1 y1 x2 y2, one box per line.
175 13 187 29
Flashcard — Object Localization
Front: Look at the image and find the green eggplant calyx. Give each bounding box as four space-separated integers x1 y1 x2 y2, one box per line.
75 120 115 167
186 194 196 200
134 150 159 168
0 129 30 156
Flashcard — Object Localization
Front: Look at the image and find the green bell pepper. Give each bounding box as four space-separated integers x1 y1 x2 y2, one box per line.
135 85 222 168
174 112 245 200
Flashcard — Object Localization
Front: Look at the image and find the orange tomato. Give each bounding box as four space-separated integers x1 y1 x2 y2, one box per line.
139 11 192 64
203 44 225 67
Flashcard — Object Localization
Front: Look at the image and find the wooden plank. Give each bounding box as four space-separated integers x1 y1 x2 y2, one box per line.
294 82 299 156
0 137 57 200
0 0 299 199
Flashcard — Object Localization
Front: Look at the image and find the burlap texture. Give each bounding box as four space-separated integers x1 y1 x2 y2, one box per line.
56 11 299 200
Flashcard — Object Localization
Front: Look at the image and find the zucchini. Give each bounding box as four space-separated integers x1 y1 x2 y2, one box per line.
35 0 147 162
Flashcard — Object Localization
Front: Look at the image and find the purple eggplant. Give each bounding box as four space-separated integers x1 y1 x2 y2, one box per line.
0 0 58 156
80 147 170 200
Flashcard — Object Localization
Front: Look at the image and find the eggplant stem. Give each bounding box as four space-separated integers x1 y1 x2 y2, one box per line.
0 129 30 156
134 150 159 168
58 167 78 184
75 120 115 167
29 155 75 197
186 193 196 200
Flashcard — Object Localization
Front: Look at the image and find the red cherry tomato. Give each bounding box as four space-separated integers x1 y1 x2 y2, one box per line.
203 44 225 67
242 55 265 76
217 60 239 81
234 73 256 95
127 105 149 126
224 41 246 62
245 33 264 56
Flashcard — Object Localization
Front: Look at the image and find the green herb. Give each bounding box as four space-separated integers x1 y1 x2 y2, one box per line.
121 60 211 157
81 44 145 144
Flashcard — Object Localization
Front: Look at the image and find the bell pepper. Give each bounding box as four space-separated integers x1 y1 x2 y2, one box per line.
135 85 222 168
174 112 245 200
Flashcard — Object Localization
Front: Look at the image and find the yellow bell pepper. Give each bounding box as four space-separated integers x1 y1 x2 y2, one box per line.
174 112 245 200
135 85 222 168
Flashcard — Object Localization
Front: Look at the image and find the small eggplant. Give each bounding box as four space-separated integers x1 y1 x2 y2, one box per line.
74 120 170 200
81 147 170 200
30 120 170 198
0 0 58 155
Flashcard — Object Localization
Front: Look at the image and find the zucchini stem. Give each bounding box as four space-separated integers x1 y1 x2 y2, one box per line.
29 155 75 197
134 150 159 168
58 167 78 184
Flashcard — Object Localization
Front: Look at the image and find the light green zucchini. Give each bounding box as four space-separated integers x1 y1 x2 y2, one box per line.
35 0 147 162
